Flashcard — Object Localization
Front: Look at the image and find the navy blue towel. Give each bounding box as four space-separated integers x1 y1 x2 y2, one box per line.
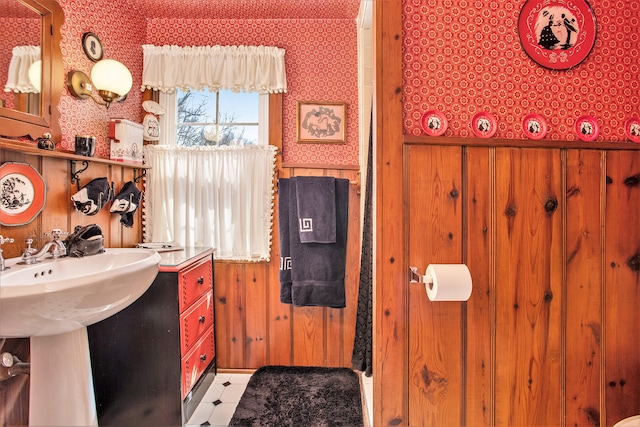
278 178 292 304
279 176 349 308
295 176 336 243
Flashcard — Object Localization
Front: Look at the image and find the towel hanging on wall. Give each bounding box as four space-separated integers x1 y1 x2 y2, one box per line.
278 176 349 308
295 176 337 244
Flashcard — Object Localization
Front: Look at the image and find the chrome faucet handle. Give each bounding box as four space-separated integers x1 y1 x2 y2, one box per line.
0 236 13 271
23 239 37 256
0 235 14 245
45 229 68 240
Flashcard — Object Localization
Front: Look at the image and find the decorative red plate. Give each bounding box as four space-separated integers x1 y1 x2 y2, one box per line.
518 0 597 70
624 117 640 143
522 114 548 140
0 162 46 226
471 111 497 138
575 115 599 141
420 110 448 136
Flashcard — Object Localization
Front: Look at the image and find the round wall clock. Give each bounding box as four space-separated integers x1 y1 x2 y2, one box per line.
518 0 597 70
82 32 103 62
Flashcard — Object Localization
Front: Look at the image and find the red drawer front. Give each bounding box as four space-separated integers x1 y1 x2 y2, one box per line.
181 326 215 399
180 290 214 355
179 257 213 312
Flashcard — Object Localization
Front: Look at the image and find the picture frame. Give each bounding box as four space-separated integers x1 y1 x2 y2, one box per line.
296 101 346 144
518 0 597 70
82 32 103 62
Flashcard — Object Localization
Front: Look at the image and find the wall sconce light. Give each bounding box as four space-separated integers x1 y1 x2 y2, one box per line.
66 59 132 109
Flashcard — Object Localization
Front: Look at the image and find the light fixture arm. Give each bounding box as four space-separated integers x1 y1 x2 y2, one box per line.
66 70 112 108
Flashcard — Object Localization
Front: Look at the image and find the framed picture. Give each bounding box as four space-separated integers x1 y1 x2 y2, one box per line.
518 0 597 70
82 32 103 62
296 101 346 144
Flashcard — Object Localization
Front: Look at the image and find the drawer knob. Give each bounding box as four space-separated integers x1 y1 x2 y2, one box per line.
197 276 204 285
199 315 206 323
200 353 207 362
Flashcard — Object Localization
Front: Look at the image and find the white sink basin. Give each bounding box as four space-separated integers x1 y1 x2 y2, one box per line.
0 248 161 338
0 247 161 426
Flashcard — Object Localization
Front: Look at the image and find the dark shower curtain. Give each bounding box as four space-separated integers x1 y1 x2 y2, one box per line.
351 111 373 376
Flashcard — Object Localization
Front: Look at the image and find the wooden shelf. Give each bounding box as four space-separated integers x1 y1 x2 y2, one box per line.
0 138 150 169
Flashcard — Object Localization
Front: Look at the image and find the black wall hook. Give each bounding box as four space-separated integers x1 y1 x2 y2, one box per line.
70 160 90 191
133 168 146 183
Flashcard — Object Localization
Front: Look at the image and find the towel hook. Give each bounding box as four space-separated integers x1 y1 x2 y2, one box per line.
70 160 90 191
133 168 146 183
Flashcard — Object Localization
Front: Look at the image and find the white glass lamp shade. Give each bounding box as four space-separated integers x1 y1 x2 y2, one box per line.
90 59 132 98
28 59 41 93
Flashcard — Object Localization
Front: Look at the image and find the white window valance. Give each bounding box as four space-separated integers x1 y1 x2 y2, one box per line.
4 46 40 93
141 44 287 94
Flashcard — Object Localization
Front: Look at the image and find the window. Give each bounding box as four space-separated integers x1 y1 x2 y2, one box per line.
145 90 276 261
159 89 269 147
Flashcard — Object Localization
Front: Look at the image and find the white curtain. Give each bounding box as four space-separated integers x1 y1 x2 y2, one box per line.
4 46 40 93
143 145 277 261
141 45 287 94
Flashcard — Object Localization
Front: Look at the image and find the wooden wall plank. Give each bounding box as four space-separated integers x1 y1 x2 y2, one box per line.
494 148 563 426
465 147 494 426
565 150 603 426
292 306 325 366
407 144 463 426
374 0 408 423
244 262 268 368
604 150 640 425
214 262 231 367
228 264 246 368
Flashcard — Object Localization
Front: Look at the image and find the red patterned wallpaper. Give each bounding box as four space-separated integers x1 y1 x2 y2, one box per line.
147 18 359 165
138 0 360 20
56 0 146 156
402 0 640 142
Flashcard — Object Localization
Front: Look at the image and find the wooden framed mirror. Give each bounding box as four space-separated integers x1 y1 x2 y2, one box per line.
0 0 63 142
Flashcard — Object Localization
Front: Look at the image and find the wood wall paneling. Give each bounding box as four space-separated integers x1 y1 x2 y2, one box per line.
399 142 640 426
604 151 640 425
494 148 563 426
214 167 361 370
565 150 603 427
374 0 408 424
465 146 494 426
407 144 464 426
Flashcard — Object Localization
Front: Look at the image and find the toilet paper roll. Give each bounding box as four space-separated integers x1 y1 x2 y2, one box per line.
425 264 472 301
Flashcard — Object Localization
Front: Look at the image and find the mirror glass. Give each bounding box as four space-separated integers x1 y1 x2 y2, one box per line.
0 0 42 116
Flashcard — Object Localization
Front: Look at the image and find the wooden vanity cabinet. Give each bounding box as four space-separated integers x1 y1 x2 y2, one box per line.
87 248 216 426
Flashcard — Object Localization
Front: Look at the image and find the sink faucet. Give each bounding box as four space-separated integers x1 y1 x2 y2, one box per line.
0 235 14 271
21 229 68 265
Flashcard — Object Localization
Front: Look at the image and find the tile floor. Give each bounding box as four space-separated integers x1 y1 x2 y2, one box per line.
185 370 374 427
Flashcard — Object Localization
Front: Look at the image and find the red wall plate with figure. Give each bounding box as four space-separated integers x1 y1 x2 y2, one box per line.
518 0 597 70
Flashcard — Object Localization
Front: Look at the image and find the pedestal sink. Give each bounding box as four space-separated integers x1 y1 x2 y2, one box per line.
0 248 161 426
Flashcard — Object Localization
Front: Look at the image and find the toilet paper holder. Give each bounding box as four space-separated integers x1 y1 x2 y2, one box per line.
409 266 433 286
